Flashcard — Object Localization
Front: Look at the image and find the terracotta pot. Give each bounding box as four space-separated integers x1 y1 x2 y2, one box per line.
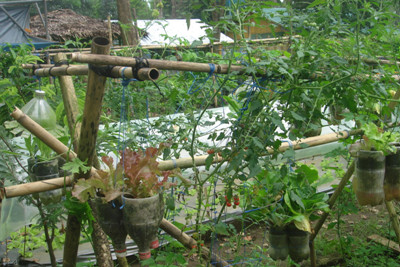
268 226 288 261
354 150 385 206
28 157 62 204
93 197 128 257
287 225 310 262
122 193 164 260
385 144 400 201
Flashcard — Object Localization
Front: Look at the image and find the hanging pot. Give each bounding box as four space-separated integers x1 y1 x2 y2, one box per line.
93 197 128 257
122 193 164 260
28 157 62 205
384 143 400 201
354 150 385 206
268 226 288 261
287 224 310 263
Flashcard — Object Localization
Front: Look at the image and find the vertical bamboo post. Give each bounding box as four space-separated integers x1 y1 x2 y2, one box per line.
55 53 114 266
62 37 112 267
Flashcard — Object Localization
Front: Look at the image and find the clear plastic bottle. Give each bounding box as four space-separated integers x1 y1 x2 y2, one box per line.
21 90 56 131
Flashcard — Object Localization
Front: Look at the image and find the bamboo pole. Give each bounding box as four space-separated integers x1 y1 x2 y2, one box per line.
71 53 244 74
55 52 114 266
22 63 54 69
160 219 228 266
32 65 160 81
63 36 112 267
310 161 355 241
3 129 360 199
54 53 80 151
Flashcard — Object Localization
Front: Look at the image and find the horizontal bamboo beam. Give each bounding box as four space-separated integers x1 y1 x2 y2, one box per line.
10 107 100 176
70 53 244 74
22 63 54 69
32 65 160 81
4 176 72 199
2 128 361 199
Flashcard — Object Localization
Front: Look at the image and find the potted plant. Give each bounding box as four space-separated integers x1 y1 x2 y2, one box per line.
250 164 329 262
25 135 64 205
384 142 400 201
73 144 175 260
352 122 400 206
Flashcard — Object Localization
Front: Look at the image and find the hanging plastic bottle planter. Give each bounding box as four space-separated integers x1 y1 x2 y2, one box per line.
287 224 310 263
384 143 400 201
268 226 289 261
93 197 128 257
353 150 385 206
23 90 62 205
28 157 62 205
122 193 164 260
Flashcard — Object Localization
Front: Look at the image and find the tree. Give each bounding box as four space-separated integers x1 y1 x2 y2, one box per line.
117 0 139 46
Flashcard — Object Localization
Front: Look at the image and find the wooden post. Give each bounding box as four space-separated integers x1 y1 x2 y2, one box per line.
63 37 111 267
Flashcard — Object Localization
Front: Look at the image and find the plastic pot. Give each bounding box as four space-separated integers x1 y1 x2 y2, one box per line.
354 150 385 206
268 226 288 261
93 197 128 257
385 143 400 201
122 193 164 260
28 157 62 205
287 225 310 263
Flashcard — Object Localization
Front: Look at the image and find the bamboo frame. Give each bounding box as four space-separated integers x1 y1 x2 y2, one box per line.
70 53 244 74
2 128 358 199
32 65 160 81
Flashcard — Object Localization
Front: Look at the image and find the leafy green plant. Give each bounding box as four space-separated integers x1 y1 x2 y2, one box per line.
360 122 400 154
7 224 65 258
73 143 177 202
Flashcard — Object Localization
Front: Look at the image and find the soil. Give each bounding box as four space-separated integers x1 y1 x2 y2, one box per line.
126 196 400 266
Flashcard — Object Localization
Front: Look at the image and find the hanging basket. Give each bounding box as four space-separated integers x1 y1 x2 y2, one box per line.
121 193 164 260
28 157 62 205
384 143 400 201
93 197 128 257
287 224 310 263
354 150 385 206
268 226 288 261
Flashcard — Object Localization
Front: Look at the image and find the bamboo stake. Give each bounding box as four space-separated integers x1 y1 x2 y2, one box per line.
33 65 160 81
71 53 244 74
63 36 111 267
311 161 355 241
385 201 400 245
54 53 80 151
160 219 228 266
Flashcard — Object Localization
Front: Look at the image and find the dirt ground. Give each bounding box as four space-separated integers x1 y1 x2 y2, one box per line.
126 195 400 267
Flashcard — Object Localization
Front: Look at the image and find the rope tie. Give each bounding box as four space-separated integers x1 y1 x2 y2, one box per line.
133 57 150 81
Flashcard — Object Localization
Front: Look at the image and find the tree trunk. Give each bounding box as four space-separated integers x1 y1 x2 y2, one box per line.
211 0 224 42
171 0 177 18
116 0 138 46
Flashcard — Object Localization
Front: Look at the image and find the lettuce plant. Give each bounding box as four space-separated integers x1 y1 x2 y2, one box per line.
72 144 175 202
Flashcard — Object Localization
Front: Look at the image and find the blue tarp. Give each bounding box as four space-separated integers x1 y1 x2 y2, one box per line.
0 5 56 49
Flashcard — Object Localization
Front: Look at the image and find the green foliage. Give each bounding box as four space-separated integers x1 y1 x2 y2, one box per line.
7 224 65 258
360 122 400 154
